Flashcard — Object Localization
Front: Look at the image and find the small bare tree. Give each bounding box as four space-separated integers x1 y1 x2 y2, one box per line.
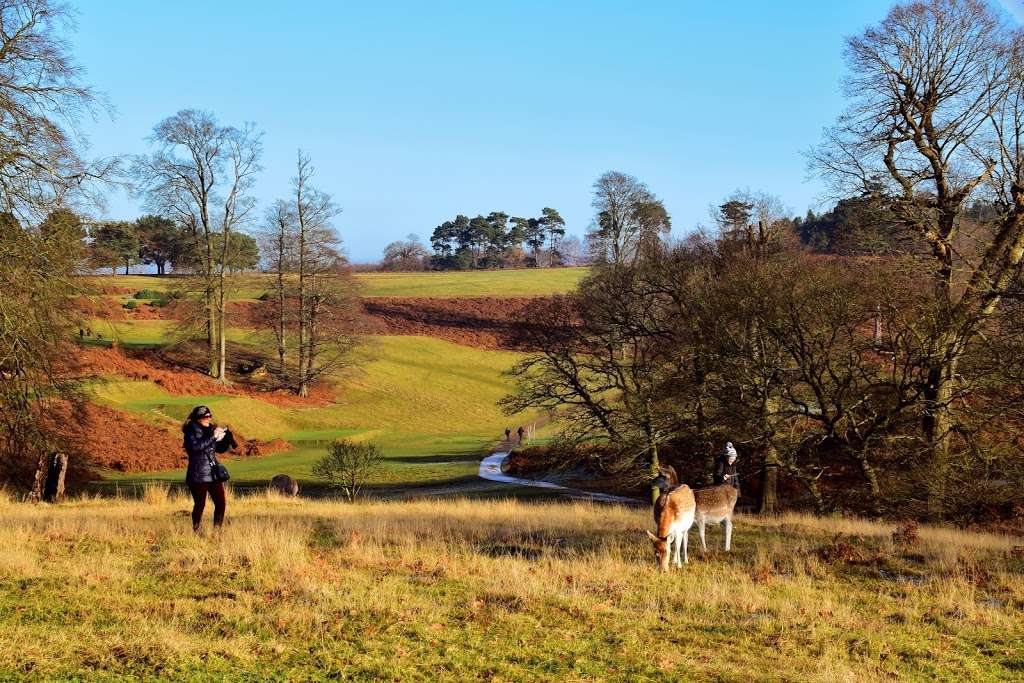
313 440 383 502
259 200 297 376
291 151 357 396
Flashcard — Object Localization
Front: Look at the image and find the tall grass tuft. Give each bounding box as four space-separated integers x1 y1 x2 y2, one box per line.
141 482 177 506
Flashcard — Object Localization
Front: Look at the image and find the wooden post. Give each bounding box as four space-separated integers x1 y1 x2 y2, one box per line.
28 452 50 504
49 453 68 503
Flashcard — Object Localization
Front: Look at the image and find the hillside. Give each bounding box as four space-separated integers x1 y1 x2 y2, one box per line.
2 492 1021 680
72 269 576 488
92 267 590 299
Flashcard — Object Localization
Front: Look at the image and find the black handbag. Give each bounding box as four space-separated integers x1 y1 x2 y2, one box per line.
206 448 231 483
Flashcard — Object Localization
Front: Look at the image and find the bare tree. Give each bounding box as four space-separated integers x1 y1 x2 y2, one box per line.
381 234 429 271
714 189 791 256
588 171 670 265
259 200 296 375
133 110 262 380
0 0 118 220
558 235 589 266
811 0 1024 515
290 151 357 397
313 440 383 502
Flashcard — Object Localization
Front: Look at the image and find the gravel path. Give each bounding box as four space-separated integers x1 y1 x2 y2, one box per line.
478 450 639 504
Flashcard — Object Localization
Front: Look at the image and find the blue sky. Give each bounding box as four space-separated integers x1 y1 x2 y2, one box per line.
68 1 1016 262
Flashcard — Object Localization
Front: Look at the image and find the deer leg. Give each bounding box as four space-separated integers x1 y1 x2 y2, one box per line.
672 533 682 568
682 528 689 564
698 516 707 553
724 517 733 552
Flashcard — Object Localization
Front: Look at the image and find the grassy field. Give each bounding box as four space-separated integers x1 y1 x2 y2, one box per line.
88 267 589 300
93 335 539 486
1 492 1020 681
78 268 575 489
354 267 589 297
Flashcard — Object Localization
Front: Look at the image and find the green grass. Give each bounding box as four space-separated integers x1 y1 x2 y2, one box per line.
93 335 537 486
79 270 567 489
1 495 1021 681
88 268 589 300
84 319 178 347
354 267 589 297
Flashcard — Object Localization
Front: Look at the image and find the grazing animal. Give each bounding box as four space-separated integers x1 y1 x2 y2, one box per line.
647 485 696 571
270 474 300 497
693 485 738 552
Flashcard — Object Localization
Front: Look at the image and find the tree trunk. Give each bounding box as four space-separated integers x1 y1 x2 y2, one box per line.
306 285 319 391
923 356 957 519
217 269 227 383
648 440 660 504
788 462 825 515
297 225 307 397
28 452 50 503
44 452 68 503
759 440 779 515
694 363 714 484
852 446 883 517
206 285 218 377
276 278 286 374
216 220 231 383
276 232 287 376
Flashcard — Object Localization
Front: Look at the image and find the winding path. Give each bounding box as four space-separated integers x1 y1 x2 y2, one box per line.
478 450 638 504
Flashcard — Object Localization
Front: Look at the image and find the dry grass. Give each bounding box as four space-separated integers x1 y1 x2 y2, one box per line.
0 494 1021 681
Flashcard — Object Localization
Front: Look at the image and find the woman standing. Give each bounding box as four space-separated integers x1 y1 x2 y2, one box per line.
183 405 228 532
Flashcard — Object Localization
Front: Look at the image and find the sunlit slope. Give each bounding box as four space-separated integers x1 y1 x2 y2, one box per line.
354 267 588 297
88 267 589 299
94 335 534 482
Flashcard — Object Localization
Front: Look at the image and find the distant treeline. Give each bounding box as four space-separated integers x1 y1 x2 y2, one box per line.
84 214 259 275
376 208 572 272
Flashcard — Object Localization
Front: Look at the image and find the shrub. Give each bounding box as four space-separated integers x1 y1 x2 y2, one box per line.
123 300 137 310
312 440 383 502
133 289 158 300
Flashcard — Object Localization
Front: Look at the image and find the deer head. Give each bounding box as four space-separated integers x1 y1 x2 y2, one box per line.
646 529 671 572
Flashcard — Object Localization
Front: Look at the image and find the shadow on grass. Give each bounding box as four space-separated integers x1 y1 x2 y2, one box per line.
386 453 484 465
85 473 589 503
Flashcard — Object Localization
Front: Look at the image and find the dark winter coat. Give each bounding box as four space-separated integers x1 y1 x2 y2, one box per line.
713 456 740 490
183 421 219 484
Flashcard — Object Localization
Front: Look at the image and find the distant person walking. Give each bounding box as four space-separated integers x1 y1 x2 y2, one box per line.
517 426 525 443
183 405 228 533
714 442 740 492
504 428 512 441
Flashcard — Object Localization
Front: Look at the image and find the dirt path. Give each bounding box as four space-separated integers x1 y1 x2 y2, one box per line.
478 449 639 504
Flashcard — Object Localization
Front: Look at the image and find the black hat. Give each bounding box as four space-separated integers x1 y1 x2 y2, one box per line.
189 405 212 421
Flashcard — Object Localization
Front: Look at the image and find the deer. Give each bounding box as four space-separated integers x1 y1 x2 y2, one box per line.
651 464 738 560
692 484 738 552
646 484 696 572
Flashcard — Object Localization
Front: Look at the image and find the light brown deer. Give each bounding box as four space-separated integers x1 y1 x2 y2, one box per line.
693 485 738 552
646 485 696 571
